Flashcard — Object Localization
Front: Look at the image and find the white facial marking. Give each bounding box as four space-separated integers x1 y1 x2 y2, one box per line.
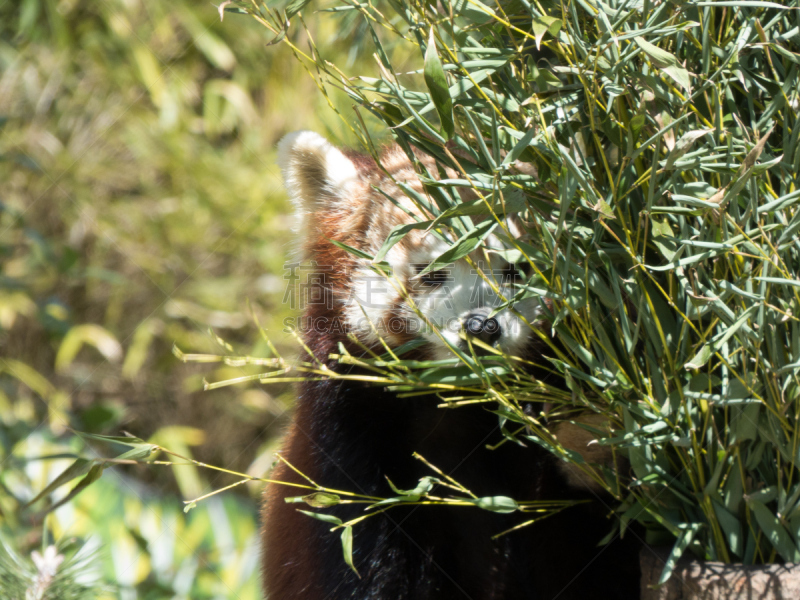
344 264 399 345
343 228 541 359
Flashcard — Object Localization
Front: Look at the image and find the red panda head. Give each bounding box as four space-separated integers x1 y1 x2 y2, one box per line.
278 131 543 360
278 132 618 492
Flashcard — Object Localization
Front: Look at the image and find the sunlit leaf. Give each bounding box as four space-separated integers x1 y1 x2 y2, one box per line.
424 28 454 140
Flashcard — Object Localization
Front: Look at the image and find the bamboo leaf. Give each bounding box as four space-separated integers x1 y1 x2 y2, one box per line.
635 37 691 92
499 128 536 169
685 306 757 369
469 496 519 513
55 324 122 373
285 0 313 19
302 492 342 508
418 220 497 276
373 221 432 263
341 526 359 577
297 510 343 526
665 129 712 169
748 500 800 562
25 459 97 508
532 16 562 50
658 523 702 585
424 28 454 140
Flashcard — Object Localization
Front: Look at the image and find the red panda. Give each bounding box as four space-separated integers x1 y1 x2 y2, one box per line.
261 131 641 600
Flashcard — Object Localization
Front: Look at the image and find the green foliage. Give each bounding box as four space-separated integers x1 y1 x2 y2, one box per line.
0 0 380 596
0 0 304 461
223 0 800 583
1 425 263 598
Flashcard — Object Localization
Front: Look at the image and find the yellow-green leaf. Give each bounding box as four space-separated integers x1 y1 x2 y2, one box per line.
341 526 359 577
55 324 122 373
424 28 454 140
635 37 691 92
532 16 562 50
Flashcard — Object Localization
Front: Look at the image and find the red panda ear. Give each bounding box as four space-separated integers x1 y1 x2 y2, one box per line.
277 131 361 214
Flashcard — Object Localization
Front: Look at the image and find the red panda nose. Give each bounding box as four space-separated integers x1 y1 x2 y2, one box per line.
464 314 502 346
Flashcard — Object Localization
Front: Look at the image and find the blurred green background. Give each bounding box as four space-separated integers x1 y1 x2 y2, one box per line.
0 0 375 596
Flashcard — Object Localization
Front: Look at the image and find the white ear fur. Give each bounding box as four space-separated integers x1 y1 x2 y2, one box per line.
276 131 360 212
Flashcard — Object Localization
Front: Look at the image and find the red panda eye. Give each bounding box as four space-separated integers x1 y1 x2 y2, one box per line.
501 263 522 282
